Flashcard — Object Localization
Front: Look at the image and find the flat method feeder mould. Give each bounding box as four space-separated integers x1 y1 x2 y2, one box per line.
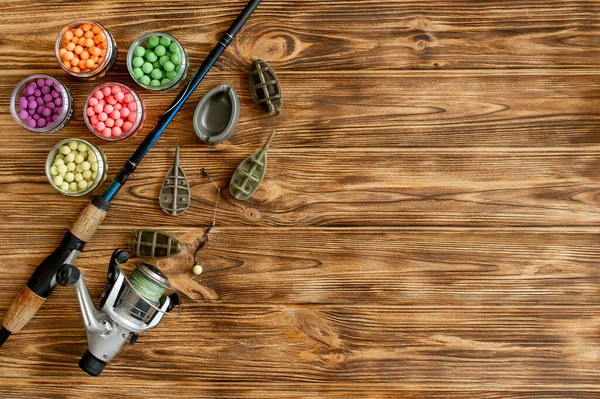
160 146 191 216
230 130 275 200
193 84 240 144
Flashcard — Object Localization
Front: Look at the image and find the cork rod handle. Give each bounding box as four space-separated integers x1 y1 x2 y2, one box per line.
3 287 45 333
69 202 108 242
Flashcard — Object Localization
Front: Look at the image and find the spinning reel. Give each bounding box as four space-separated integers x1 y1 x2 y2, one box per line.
57 249 181 376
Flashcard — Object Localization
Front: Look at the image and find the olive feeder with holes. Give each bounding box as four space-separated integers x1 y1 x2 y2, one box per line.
229 130 275 200
159 146 191 216
129 229 183 259
249 59 282 114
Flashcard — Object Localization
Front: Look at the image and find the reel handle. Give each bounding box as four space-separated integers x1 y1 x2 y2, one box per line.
57 265 81 286
167 293 182 313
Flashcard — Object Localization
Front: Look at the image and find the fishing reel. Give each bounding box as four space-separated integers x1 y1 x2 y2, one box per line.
57 249 181 376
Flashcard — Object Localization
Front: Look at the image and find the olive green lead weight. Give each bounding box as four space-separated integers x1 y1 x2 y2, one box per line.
229 130 276 201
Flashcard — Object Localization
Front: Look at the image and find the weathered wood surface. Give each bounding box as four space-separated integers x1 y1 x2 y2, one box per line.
2 149 600 228
0 228 599 307
1 1 599 71
0 0 599 398
1 71 600 149
0 304 598 389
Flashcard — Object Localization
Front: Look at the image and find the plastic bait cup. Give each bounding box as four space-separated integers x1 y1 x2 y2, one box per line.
83 82 145 142
45 138 107 196
55 20 117 79
127 32 188 91
10 74 73 133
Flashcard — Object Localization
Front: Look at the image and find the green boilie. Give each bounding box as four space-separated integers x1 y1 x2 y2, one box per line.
130 34 184 88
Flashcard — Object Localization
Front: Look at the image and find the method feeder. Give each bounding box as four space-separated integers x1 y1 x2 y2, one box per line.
159 146 191 216
56 249 180 376
0 0 262 348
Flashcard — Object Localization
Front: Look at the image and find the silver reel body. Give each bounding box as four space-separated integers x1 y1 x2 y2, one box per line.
57 249 180 376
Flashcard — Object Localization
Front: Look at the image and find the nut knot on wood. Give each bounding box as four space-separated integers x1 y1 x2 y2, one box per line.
249 29 300 62
409 33 437 52
250 181 284 204
283 307 341 350
243 207 261 221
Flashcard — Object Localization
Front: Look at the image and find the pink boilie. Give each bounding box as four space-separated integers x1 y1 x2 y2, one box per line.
86 84 139 139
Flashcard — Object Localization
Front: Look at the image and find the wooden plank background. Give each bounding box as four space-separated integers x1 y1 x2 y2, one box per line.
0 0 599 397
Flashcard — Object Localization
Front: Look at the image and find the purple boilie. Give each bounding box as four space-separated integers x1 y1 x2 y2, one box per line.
17 77 65 129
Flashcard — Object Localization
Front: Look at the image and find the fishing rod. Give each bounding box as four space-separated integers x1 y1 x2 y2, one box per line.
0 0 262 348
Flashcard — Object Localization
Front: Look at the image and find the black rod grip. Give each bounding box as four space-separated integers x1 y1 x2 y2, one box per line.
0 327 11 348
0 232 85 347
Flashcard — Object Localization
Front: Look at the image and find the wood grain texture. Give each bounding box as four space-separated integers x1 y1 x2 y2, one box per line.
0 1 599 71
0 0 599 398
0 228 598 307
1 148 600 228
1 70 600 149
2 389 599 399
2 389 600 399
0 304 598 390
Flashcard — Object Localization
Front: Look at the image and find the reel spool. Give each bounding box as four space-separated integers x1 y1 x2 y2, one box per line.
57 249 181 376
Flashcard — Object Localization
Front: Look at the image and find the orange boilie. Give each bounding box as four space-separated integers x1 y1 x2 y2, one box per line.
58 22 107 74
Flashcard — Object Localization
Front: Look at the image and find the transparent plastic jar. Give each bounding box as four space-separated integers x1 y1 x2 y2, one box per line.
10 74 73 133
55 20 117 79
46 138 108 196
127 32 188 91
83 82 146 142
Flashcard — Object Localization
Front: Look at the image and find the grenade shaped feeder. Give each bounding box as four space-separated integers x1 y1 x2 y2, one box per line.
159 146 191 216
249 59 283 114
229 130 276 201
129 229 184 259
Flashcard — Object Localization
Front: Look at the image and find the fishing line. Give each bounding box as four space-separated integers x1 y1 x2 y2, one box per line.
129 267 166 303
193 168 221 273
203 167 220 229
